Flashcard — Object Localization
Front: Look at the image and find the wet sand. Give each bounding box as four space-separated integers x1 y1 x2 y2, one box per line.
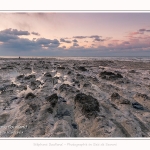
0 57 150 137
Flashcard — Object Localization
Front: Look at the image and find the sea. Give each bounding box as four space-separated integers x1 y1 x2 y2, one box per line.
0 56 150 62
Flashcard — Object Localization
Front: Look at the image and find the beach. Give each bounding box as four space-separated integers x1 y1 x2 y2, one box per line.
0 57 150 137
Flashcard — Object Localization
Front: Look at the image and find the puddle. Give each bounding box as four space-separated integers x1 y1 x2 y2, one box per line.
1 70 20 80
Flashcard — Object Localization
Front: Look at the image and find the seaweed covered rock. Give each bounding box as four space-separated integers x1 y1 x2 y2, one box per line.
44 72 52 77
45 94 58 107
30 80 41 90
111 93 120 100
74 93 100 118
46 107 53 114
25 92 36 99
24 74 36 80
111 93 130 104
16 74 24 80
57 66 65 70
78 66 87 71
135 93 149 100
59 84 71 93
100 71 123 80
24 67 31 70
59 84 79 94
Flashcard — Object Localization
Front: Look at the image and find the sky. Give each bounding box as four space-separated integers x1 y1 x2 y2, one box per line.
0 13 150 57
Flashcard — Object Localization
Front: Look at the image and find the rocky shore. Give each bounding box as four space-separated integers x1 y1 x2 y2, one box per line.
0 57 150 137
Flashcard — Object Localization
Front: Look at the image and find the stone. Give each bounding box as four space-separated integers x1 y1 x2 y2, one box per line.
74 93 100 118
25 92 36 99
45 94 58 107
132 102 144 110
100 71 123 80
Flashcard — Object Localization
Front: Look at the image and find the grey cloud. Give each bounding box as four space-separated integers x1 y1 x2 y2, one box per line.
0 28 60 53
138 29 150 33
36 38 59 46
108 44 114 47
72 39 78 43
0 33 18 42
31 32 40 36
73 43 79 47
93 37 105 42
60 38 71 43
73 35 107 42
62 46 66 49
1 28 30 36
73 36 88 39
122 41 130 45
36 38 52 45
89 35 101 39
1 38 38 51
73 35 102 39
139 29 146 32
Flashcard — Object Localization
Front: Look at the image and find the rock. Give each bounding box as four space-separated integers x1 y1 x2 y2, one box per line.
132 102 144 110
10 83 17 87
18 85 27 91
25 92 36 99
111 93 120 100
0 86 6 92
6 66 13 69
30 80 41 89
59 84 71 92
111 93 130 104
72 123 77 129
0 67 7 70
135 93 149 100
76 74 84 79
0 114 10 126
57 66 65 69
100 71 123 80
78 66 87 71
120 99 130 104
10 97 18 101
29 103 38 112
129 70 136 73
67 71 71 74
51 120 71 137
16 74 24 80
46 107 53 114
45 94 58 107
24 67 31 70
24 75 36 80
83 83 91 88
63 110 71 116
100 71 115 76
44 72 52 77
74 93 100 118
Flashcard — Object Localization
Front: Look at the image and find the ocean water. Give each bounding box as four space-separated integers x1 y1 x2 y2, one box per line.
0 56 150 62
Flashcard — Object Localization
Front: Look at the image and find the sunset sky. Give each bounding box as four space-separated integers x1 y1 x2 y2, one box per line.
0 13 150 56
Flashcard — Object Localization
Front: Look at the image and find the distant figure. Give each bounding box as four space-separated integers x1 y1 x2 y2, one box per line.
19 56 20 59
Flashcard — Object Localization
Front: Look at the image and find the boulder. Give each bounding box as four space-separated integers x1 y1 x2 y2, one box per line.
100 71 123 80
25 92 36 99
74 93 100 118
45 94 58 107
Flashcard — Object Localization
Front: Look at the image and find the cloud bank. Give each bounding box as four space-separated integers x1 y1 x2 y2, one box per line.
0 27 150 56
